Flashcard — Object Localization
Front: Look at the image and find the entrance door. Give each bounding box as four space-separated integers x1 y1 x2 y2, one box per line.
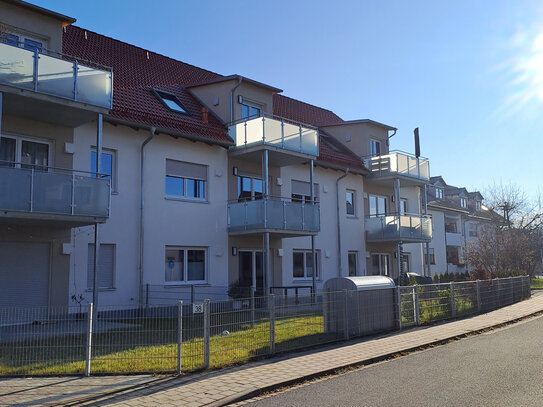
369 253 390 277
238 251 264 296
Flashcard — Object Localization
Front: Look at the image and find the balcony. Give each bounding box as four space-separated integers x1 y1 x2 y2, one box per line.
365 213 432 243
363 151 430 183
228 115 319 165
0 41 112 110
228 197 320 236
0 162 110 227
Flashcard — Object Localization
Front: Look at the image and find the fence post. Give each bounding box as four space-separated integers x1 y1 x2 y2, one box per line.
203 299 210 369
191 285 195 305
269 294 275 355
145 283 150 308
85 302 93 377
476 280 482 313
450 282 456 318
413 285 420 326
343 290 349 340
250 289 255 328
396 286 402 330
177 300 183 374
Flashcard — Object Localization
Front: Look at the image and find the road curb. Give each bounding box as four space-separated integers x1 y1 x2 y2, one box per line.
206 309 543 407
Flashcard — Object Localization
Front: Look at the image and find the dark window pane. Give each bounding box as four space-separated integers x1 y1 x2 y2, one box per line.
241 105 249 120
4 34 19 46
23 38 42 52
187 250 205 280
21 140 48 170
0 137 16 166
348 253 357 276
165 176 184 197
186 178 205 199
293 252 304 278
346 192 354 215
253 178 263 199
91 151 112 179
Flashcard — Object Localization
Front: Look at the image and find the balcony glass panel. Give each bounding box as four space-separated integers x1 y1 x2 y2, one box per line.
365 214 432 242
37 53 74 99
33 172 72 214
245 199 265 229
285 201 303 230
0 167 31 211
0 43 34 89
266 198 284 229
74 176 110 216
363 151 429 181
77 65 112 107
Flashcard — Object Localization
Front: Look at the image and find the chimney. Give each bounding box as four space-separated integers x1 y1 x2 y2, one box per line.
201 107 208 124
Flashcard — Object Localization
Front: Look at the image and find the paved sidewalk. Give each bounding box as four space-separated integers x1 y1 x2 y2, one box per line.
2 293 543 407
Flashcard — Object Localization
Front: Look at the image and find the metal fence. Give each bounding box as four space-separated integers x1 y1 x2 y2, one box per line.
0 276 530 377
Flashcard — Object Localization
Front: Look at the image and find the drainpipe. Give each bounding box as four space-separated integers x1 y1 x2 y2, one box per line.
139 126 156 307
386 129 397 148
230 77 242 123
336 169 349 277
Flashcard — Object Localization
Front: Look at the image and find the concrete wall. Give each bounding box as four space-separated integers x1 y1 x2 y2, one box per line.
322 122 390 158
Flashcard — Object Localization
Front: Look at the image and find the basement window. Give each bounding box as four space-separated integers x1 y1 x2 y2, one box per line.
154 90 188 114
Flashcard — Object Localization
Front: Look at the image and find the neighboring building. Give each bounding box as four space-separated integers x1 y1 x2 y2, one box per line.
426 176 494 276
0 0 433 310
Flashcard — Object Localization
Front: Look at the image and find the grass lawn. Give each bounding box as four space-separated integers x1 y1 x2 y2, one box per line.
530 278 543 289
0 314 332 376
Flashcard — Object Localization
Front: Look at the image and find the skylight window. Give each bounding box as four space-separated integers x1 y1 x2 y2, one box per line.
155 90 188 114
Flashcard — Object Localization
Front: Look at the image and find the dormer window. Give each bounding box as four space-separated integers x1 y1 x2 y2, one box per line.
476 201 482 211
435 187 443 199
241 103 261 121
154 90 188 114
460 197 467 208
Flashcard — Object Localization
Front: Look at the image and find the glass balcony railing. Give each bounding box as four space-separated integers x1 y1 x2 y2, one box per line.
228 115 319 156
0 41 112 109
228 197 320 233
365 213 432 242
363 151 430 181
0 162 110 219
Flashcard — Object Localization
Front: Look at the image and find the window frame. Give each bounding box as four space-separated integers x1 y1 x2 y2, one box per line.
153 89 189 115
291 180 319 204
445 218 458 233
165 159 208 202
240 101 262 121
292 249 320 280
346 189 356 217
369 139 381 157
237 174 264 201
370 253 390 277
446 246 460 265
369 194 387 217
348 251 358 276
424 248 436 265
1 31 45 52
435 187 443 199
165 246 207 285
87 243 116 291
91 148 117 193
0 132 53 169
460 197 467 208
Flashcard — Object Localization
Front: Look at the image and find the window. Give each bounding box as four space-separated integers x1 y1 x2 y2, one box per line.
1 32 43 52
237 175 263 201
346 190 356 216
469 223 478 237
165 159 207 200
369 139 381 157
0 134 51 169
24 38 43 52
445 218 458 233
460 197 467 208
155 90 188 114
435 187 443 199
400 199 407 215
446 246 459 265
291 180 319 203
369 195 387 217
241 103 261 121
401 253 410 274
424 248 435 265
293 250 319 279
87 244 115 290
2 33 19 47
370 254 390 276
165 247 206 283
348 252 358 276
91 149 116 191
475 201 482 211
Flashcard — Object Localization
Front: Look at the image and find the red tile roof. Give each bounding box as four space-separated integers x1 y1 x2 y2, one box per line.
63 25 366 171
63 26 231 144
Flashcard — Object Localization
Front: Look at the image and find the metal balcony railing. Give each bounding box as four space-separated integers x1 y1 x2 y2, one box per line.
228 114 319 156
0 40 113 109
363 151 430 181
227 197 320 233
365 213 432 242
0 161 110 219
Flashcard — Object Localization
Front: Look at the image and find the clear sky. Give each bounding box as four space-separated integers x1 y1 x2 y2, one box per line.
34 0 543 197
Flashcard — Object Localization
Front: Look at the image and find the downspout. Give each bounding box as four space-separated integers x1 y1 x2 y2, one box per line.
386 129 397 148
336 169 349 277
230 77 243 123
139 126 156 307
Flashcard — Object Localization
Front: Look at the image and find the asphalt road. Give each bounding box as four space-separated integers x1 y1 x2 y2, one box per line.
246 315 543 407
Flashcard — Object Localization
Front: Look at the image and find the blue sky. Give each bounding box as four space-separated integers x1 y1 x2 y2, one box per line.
36 0 543 197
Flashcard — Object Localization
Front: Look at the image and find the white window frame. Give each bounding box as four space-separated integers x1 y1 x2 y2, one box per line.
292 250 320 280
2 30 46 51
291 180 319 204
240 100 262 121
460 197 467 208
475 201 482 211
348 251 358 276
400 198 408 215
91 148 117 193
369 139 381 157
87 243 116 291
165 160 208 202
0 132 53 168
237 174 263 201
435 187 443 199
369 194 387 217
370 253 390 277
346 189 356 217
424 248 436 265
165 246 207 285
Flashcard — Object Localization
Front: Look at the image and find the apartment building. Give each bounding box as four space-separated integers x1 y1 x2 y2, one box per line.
426 176 494 276
0 0 433 309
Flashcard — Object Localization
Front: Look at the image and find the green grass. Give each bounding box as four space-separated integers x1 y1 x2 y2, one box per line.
0 315 331 376
530 278 543 289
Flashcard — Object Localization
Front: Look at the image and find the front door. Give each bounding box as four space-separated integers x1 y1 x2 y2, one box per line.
238 251 264 296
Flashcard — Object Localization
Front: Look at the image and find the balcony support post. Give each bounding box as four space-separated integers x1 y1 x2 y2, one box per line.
73 61 79 101
0 92 3 144
310 159 316 295
33 48 39 92
92 114 103 321
262 150 271 293
423 183 431 277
